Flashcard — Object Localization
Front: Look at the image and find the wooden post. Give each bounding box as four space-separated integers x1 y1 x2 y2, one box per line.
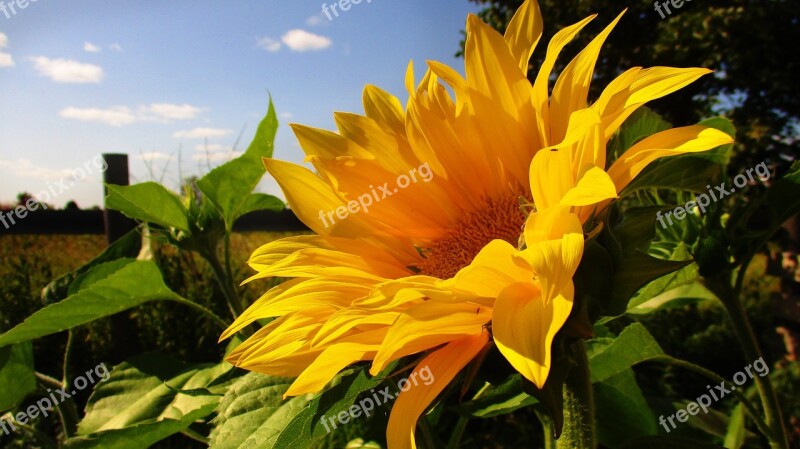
101 153 142 361
102 154 136 245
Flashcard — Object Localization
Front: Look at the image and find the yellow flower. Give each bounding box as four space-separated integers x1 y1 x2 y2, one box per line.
221 1 733 447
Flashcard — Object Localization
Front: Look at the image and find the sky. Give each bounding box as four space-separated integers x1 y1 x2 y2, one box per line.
0 0 482 208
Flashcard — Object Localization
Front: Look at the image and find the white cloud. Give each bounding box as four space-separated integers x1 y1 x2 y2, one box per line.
0 33 14 68
281 29 332 52
192 151 243 162
109 43 123 52
0 53 14 68
30 57 104 83
138 152 174 161
60 103 203 126
83 42 102 53
173 127 233 139
257 37 281 53
60 106 136 127
306 15 324 26
139 103 201 121
279 112 293 120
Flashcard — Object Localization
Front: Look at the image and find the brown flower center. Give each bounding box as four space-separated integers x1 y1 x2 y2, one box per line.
415 192 527 279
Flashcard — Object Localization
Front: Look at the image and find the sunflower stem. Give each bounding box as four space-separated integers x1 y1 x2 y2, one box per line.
706 267 789 449
557 340 595 449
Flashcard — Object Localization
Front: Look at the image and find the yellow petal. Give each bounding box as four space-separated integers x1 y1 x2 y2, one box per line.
504 0 544 73
493 281 573 387
285 328 388 397
440 239 532 299
520 211 583 304
362 84 407 138
529 148 574 211
370 301 492 375
607 125 735 192
594 66 712 140
550 10 625 142
386 332 489 449
532 14 596 147
559 165 618 207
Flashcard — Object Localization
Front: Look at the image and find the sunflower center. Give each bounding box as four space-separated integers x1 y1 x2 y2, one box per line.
415 192 527 280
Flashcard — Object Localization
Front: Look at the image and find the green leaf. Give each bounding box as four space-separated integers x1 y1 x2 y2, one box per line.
454 376 537 418
627 281 717 316
723 404 745 449
66 353 235 449
0 261 178 347
42 228 142 304
106 182 189 231
618 435 726 449
609 107 672 161
0 342 36 412
198 98 281 230
210 373 309 449
587 323 664 383
609 252 693 316
78 353 232 434
68 258 135 296
595 369 658 448
622 156 725 196
271 366 396 449
614 206 670 253
65 410 211 449
239 193 285 216
211 366 395 449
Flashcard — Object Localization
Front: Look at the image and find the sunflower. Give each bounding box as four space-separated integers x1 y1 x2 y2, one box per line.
221 1 733 447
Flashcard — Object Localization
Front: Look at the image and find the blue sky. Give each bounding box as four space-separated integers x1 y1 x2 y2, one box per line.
0 0 481 208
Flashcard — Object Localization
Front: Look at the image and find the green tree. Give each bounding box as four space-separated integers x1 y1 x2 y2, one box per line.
462 0 799 172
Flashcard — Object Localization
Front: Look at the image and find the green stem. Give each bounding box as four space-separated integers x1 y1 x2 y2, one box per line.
62 330 73 387
648 355 771 438
418 417 439 449
445 383 491 449
205 249 243 319
168 294 231 331
707 270 789 449
557 341 595 449
535 409 556 449
35 372 79 438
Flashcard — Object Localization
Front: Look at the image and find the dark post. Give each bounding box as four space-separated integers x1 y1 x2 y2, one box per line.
102 154 137 244
101 153 141 361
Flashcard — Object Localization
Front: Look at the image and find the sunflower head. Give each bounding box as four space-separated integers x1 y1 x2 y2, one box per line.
221 1 733 448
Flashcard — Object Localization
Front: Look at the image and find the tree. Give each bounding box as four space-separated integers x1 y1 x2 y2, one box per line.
462 0 799 172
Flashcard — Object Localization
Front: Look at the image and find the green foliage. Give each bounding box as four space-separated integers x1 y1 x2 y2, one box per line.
0 261 178 347
106 183 190 232
0 342 35 411
66 354 236 449
197 98 283 231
